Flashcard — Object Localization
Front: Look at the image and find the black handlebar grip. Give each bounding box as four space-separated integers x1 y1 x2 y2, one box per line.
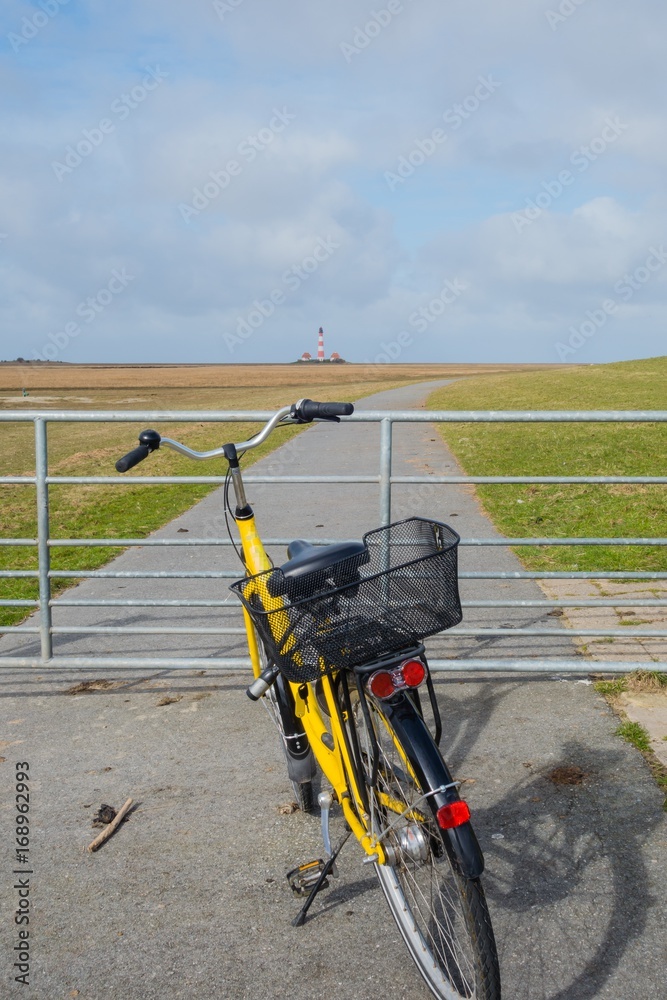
115 429 161 473
297 399 354 421
115 445 151 473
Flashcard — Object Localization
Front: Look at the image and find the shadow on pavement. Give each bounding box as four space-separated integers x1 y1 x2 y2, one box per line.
477 739 658 1000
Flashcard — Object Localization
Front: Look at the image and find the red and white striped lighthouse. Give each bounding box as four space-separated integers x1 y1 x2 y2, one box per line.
317 327 325 361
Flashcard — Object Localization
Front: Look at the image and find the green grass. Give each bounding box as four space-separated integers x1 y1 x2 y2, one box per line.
615 720 652 753
594 677 628 697
428 356 667 572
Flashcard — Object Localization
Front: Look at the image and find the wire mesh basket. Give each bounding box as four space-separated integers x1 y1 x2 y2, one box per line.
231 517 462 683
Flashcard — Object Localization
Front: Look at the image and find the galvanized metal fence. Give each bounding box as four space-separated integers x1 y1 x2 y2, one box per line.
1 408 666 672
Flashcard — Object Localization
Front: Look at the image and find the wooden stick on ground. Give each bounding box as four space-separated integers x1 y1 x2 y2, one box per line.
87 797 134 853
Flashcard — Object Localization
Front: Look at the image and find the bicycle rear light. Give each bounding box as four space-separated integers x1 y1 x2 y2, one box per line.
401 659 427 688
367 658 428 700
436 800 471 830
368 670 396 699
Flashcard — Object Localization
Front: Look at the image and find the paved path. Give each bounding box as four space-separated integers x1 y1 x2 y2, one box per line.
1 381 665 999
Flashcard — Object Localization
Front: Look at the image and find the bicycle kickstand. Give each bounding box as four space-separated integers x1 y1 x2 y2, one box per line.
291 830 351 928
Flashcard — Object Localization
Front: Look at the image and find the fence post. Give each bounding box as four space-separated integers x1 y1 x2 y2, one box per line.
380 417 392 525
34 418 52 661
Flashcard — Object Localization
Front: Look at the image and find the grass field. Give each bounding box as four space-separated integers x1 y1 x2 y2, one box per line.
3 362 563 628
428 356 667 573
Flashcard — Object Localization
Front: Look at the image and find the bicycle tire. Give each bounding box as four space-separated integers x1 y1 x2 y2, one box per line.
348 691 501 1000
256 630 317 813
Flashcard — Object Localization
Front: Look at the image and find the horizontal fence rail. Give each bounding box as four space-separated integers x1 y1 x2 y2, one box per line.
0 408 665 673
1 656 657 674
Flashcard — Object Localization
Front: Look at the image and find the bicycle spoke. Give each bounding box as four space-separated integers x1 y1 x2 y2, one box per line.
349 696 498 1000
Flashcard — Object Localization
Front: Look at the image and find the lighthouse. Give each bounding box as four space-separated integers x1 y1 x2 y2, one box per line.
296 327 346 362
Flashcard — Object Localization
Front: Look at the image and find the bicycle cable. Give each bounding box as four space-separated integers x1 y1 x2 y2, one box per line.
223 463 247 569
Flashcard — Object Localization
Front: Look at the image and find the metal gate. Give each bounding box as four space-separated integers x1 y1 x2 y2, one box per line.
1 407 665 672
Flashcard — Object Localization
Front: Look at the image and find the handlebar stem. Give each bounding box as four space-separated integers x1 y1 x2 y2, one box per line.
223 442 250 514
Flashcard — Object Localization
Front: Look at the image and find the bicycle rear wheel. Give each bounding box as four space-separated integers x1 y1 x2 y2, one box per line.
349 691 500 1000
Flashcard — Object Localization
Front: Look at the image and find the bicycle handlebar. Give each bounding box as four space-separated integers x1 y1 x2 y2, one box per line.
293 398 354 422
114 400 354 471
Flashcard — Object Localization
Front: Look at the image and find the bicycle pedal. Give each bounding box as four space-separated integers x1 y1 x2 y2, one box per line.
287 859 330 897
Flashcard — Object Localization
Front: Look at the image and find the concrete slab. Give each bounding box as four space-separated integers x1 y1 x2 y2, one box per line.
618 691 667 767
540 579 667 754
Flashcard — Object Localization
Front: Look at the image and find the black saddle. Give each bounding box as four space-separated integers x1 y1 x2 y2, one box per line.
268 539 368 597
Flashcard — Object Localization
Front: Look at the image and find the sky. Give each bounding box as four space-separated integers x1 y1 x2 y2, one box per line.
1 0 666 365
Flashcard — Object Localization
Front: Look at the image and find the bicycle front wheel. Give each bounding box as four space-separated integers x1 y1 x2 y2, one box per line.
350 692 500 1000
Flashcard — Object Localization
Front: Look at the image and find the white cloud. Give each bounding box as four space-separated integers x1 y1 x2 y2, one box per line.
0 0 665 363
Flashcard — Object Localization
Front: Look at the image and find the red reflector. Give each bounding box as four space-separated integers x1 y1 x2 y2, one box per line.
436 800 471 830
401 659 426 688
368 670 395 699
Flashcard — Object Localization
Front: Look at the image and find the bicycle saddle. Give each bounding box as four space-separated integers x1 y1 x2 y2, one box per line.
283 539 368 579
266 539 368 597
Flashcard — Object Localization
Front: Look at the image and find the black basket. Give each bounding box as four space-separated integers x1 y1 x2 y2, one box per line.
231 517 462 684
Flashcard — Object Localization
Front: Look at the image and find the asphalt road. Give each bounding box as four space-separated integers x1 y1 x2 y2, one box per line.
1 381 665 999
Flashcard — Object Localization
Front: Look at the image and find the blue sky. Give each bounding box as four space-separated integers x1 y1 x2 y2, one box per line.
1 0 666 365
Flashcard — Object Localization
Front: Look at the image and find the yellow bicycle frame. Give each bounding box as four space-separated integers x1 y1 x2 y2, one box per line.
236 514 387 863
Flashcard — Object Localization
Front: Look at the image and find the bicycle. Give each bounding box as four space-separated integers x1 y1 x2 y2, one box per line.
115 398 501 1000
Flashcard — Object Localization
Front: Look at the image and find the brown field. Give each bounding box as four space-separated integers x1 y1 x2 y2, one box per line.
0 361 570 392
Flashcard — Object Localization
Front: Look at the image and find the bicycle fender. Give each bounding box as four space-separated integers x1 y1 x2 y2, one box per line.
274 675 317 784
284 746 317 785
380 694 485 880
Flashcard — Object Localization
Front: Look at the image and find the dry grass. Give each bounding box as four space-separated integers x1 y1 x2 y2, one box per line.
593 670 667 697
627 669 667 691
0 361 566 392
